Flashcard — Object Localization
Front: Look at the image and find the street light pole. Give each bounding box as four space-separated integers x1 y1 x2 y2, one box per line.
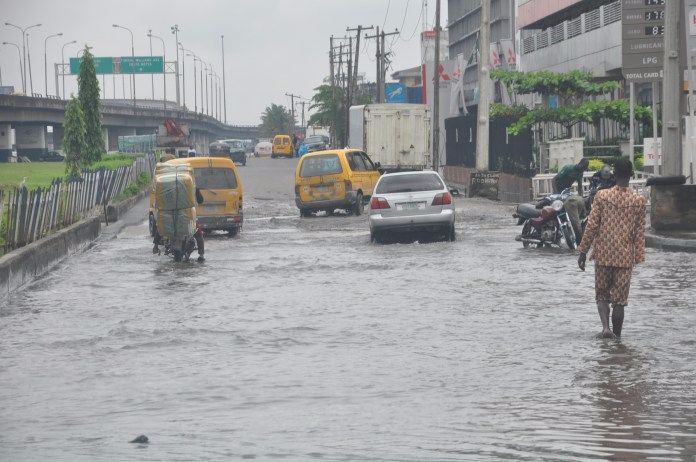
221 35 227 123
170 24 180 105
199 58 204 114
148 29 154 99
113 24 136 108
178 42 186 110
44 32 63 97
5 22 41 94
203 62 209 116
148 32 166 112
60 40 76 98
2 42 24 93
184 51 198 113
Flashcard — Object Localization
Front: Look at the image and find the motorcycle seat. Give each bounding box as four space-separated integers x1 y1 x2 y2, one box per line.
516 203 542 219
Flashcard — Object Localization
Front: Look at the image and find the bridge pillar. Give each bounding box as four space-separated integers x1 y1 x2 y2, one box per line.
52 125 64 151
0 124 15 162
103 127 109 153
107 127 137 151
15 124 48 161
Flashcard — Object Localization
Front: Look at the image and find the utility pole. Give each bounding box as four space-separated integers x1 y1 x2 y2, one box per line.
329 36 336 145
285 92 301 133
346 37 353 141
432 0 441 171
366 28 399 103
662 0 682 177
368 26 380 102
476 0 491 171
298 100 306 127
347 25 374 105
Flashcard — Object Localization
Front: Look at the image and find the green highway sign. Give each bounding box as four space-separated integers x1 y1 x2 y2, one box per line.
69 56 164 75
121 56 164 74
70 57 114 75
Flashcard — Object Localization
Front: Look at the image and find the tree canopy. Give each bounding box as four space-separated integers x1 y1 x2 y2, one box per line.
490 69 651 137
490 69 619 99
308 84 344 146
260 103 295 138
63 96 87 178
77 46 105 164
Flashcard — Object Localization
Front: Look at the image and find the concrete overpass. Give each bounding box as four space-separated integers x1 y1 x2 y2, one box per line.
0 95 260 160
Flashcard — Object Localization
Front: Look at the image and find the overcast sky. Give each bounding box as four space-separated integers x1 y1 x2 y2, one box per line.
0 0 448 125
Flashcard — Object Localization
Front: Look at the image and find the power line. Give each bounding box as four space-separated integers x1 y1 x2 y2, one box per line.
399 0 411 33
382 0 391 29
402 0 425 42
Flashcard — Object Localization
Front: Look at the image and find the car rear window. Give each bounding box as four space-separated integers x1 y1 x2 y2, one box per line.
193 168 238 190
300 154 343 177
375 173 444 194
274 138 283 145
305 136 325 144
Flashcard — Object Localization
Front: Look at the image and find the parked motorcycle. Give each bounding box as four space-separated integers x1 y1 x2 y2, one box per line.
513 189 585 250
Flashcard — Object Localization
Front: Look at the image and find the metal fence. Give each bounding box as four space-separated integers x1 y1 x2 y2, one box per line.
532 171 650 203
1 153 155 253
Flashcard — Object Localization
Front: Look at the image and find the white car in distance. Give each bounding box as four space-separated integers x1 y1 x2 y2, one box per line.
368 171 456 243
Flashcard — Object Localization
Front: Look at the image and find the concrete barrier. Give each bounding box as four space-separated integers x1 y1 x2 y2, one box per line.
650 184 696 232
0 216 101 301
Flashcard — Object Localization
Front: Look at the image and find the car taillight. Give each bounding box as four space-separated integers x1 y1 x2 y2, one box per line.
295 185 300 195
345 180 353 191
370 197 390 209
432 192 452 206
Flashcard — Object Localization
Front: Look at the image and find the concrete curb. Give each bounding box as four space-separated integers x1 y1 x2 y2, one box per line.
646 232 696 253
0 216 101 302
104 188 150 223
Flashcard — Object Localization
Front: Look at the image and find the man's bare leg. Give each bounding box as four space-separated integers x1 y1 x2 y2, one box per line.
612 305 625 337
597 301 616 338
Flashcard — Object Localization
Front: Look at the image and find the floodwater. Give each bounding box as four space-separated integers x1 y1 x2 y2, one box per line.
1 159 695 461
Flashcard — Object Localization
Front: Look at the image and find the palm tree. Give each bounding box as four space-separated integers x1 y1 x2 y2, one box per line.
260 103 295 138
308 84 345 146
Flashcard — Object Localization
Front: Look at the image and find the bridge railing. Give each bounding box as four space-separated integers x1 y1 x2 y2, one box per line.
1 153 155 254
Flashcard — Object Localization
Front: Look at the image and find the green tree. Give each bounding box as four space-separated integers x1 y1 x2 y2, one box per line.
63 96 87 177
308 84 345 145
77 46 105 164
490 69 651 137
260 103 295 138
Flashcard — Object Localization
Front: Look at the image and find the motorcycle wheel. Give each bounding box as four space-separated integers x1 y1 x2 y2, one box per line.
562 225 577 250
521 221 532 248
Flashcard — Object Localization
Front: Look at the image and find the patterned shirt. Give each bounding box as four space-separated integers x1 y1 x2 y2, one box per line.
578 186 646 268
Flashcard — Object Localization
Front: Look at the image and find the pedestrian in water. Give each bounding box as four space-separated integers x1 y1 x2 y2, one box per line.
553 158 589 193
577 158 646 338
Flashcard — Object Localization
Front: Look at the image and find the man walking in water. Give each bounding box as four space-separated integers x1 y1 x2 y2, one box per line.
577 158 646 338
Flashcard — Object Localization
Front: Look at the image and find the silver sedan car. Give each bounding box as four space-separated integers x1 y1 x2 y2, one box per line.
368 171 456 243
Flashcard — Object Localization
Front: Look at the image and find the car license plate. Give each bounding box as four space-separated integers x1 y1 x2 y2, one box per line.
396 202 425 211
315 185 331 192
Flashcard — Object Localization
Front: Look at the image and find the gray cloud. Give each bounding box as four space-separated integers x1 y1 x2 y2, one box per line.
0 0 446 125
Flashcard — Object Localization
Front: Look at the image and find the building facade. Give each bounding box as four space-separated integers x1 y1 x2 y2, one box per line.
447 0 516 104
518 0 622 77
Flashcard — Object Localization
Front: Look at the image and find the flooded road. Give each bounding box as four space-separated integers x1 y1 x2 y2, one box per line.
1 158 695 461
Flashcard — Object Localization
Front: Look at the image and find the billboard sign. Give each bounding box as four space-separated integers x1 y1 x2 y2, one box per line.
622 0 665 82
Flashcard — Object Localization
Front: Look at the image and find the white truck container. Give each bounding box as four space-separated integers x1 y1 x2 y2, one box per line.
349 104 431 171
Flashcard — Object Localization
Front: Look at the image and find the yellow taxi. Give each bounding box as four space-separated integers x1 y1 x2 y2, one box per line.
165 157 243 236
294 149 382 216
271 134 294 158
